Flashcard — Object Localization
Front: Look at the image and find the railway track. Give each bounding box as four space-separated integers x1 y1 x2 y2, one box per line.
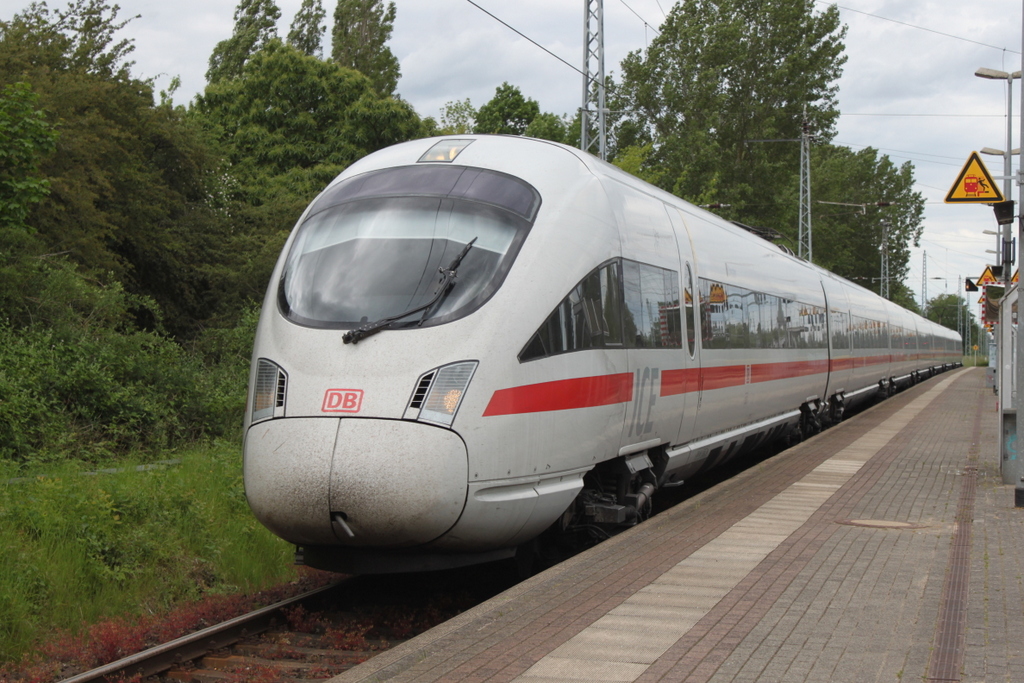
57 581 345 683
58 566 519 683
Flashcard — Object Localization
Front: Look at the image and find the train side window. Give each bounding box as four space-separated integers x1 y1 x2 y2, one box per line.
519 258 681 362
519 260 624 362
892 325 903 353
829 310 850 351
599 262 625 344
622 260 682 349
684 263 696 357
699 277 827 350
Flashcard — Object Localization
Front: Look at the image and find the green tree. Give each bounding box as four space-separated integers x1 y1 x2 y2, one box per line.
439 98 475 134
206 0 281 83
926 292 974 339
0 81 58 321
1 1 231 335
525 112 569 144
331 0 400 95
0 0 137 80
889 283 921 314
611 143 667 187
0 82 57 232
198 39 423 182
474 82 540 135
288 0 326 57
612 0 846 228
792 145 924 295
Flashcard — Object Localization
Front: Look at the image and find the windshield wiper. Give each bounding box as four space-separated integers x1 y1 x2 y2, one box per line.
342 237 477 345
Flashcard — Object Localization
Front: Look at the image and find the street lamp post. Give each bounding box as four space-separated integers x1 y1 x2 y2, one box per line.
976 67 1020 286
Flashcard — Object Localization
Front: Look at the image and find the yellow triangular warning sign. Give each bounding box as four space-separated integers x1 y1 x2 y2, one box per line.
1013 268 1019 284
979 294 986 303
945 151 1004 203
977 266 999 285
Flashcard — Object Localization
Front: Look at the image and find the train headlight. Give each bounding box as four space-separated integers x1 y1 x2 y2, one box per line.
406 361 478 427
418 139 473 163
252 358 287 423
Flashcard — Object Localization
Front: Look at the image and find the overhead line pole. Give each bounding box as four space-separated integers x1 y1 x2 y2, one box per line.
748 112 815 263
880 220 890 300
798 113 813 262
922 250 928 309
581 0 607 160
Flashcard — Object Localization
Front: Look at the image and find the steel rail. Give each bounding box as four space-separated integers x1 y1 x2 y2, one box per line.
60 580 346 683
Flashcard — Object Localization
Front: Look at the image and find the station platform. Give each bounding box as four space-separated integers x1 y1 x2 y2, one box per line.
331 367 1023 683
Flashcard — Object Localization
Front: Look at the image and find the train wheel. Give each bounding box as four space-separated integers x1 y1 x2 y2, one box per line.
829 395 845 424
799 403 822 439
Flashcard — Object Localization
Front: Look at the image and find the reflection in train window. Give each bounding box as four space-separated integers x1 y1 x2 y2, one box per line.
850 315 890 350
699 279 828 350
890 325 903 353
830 310 851 351
519 258 681 362
622 260 682 349
519 260 624 361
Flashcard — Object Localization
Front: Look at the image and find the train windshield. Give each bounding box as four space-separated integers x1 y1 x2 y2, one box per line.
278 166 539 329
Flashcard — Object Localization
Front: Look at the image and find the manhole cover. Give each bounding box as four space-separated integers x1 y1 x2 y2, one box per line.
837 519 928 529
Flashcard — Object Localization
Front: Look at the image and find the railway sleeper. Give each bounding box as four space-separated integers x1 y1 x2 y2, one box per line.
167 651 354 682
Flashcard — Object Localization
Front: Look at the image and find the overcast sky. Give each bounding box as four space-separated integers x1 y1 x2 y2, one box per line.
3 0 1023 323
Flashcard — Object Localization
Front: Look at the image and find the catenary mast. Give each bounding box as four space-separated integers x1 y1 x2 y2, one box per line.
580 0 607 160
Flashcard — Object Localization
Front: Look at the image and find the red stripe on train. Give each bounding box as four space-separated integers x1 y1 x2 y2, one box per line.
660 368 700 396
482 373 634 416
661 359 830 396
485 351 940 416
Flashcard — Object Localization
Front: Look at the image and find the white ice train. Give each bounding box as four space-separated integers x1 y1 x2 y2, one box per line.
243 135 961 573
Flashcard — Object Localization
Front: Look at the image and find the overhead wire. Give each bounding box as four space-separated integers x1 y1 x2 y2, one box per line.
461 0 586 79
833 140 977 169
820 2 1021 55
617 0 660 36
918 237 993 262
461 0 663 96
462 0 659 93
841 113 1005 118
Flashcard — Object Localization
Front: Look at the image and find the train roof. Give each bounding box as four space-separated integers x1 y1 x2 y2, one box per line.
331 135 960 342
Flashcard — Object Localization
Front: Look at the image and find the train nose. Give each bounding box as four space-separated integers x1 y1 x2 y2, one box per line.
244 418 468 547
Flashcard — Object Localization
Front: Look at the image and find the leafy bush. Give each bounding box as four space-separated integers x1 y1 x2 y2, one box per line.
0 442 298 664
0 260 257 467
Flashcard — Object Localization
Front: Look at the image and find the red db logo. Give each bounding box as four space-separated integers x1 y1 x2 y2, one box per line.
322 389 364 413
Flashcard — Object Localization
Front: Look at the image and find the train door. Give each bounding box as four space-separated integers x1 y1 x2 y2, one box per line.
819 276 852 412
605 182 686 456
665 207 702 446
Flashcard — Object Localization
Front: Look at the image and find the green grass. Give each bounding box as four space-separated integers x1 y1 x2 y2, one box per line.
0 441 298 664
